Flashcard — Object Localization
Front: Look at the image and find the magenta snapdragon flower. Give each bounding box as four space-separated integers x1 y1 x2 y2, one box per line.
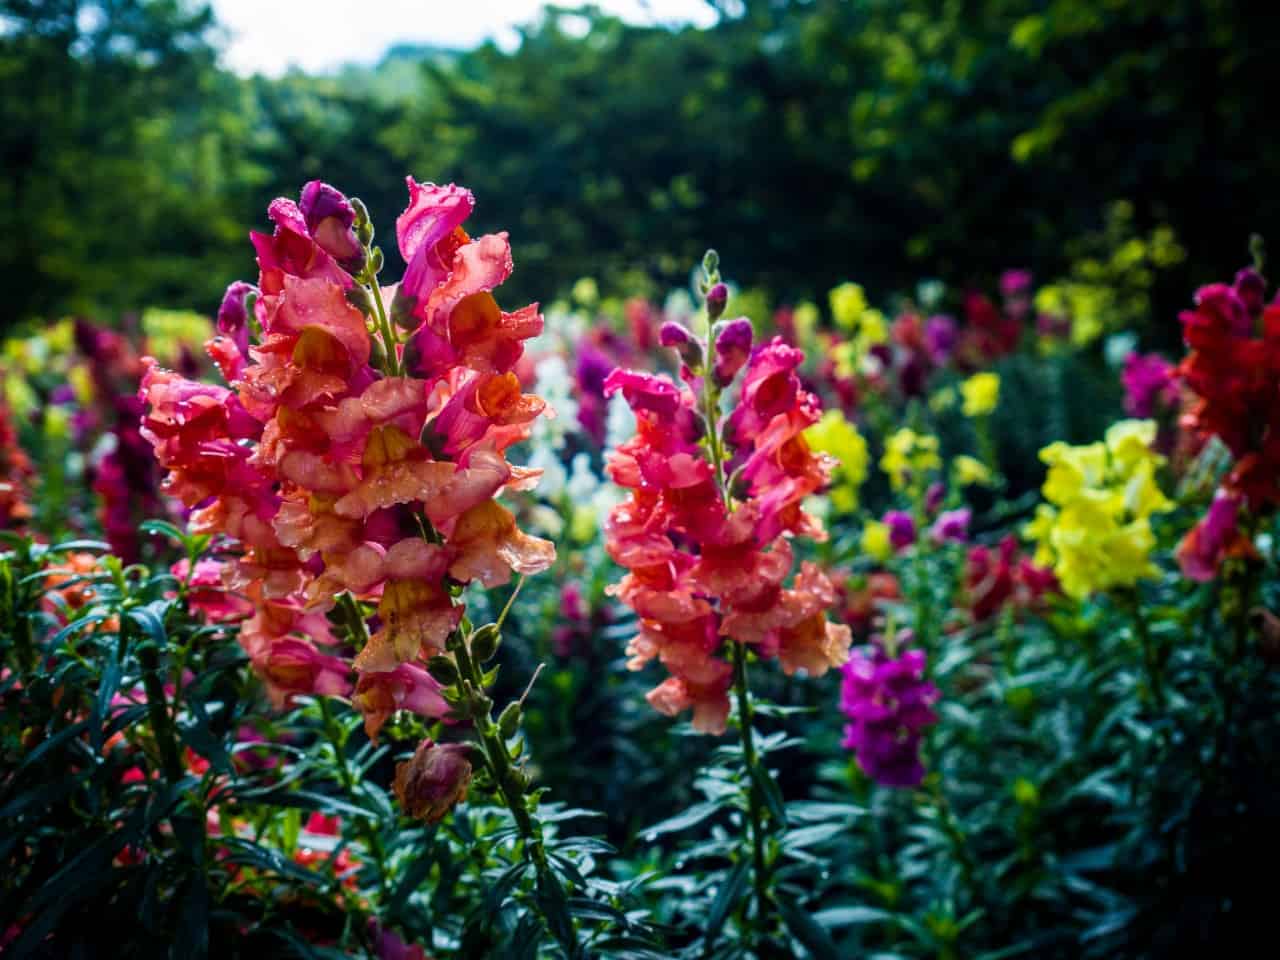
840 644 939 788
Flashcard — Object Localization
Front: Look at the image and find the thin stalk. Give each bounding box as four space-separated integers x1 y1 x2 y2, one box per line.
138 641 183 781
365 273 401 377
318 692 390 900
732 640 771 936
453 630 579 958
1122 589 1164 709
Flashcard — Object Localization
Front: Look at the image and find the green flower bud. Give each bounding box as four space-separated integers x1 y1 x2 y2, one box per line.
470 623 501 663
351 197 374 246
498 702 522 738
345 285 374 316
427 655 459 686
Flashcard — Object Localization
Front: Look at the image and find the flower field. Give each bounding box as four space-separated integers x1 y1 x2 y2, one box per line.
3 172 1278 958
4 3 1280 957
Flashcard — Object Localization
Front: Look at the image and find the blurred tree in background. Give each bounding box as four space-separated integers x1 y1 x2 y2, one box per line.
1 0 1276 330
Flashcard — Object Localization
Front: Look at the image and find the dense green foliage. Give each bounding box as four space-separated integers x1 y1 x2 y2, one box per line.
3 0 1277 326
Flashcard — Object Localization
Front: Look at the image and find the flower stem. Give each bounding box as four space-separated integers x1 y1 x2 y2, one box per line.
138 639 183 781
453 629 580 957
1122 589 1164 709
731 639 771 938
366 276 401 377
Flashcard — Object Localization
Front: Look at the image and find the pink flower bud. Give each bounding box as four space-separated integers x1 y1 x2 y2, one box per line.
706 282 729 320
713 316 753 386
393 739 473 823
300 180 366 273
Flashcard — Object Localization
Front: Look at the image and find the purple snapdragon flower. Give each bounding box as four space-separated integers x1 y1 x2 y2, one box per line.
840 645 939 788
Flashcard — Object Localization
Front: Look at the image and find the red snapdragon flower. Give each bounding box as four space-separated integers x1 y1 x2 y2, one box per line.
1175 267 1280 580
0 403 33 529
963 536 1058 623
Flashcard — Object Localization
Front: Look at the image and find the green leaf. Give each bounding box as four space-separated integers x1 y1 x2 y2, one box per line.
750 763 788 829
641 801 720 839
812 905 893 928
172 873 210 960
389 842 439 915
704 858 749 950
48 538 110 553
534 866 576 952
778 894 842 959
140 519 187 543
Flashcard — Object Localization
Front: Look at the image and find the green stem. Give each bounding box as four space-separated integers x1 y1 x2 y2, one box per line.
454 630 578 957
1123 589 1164 709
932 780 980 907
732 640 771 938
138 639 183 781
318 693 390 900
366 273 401 377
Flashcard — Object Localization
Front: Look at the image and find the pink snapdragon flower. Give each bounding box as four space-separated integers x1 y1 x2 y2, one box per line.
140 178 555 736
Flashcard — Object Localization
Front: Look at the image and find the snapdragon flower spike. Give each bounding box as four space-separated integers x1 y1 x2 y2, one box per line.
605 329 851 735
840 642 939 789
140 178 555 737
0 403 33 529
1179 267 1280 510
1174 266 1280 579
963 535 1057 622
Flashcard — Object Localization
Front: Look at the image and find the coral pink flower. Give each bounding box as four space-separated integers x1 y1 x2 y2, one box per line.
141 178 554 734
605 326 851 734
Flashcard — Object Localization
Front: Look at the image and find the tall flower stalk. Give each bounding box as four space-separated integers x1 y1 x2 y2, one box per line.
603 251 851 941
139 177 588 949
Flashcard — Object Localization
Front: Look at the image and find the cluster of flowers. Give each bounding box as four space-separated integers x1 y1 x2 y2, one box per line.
964 536 1058 622
1 315 189 561
952 270 1030 368
73 319 170 562
603 288 851 734
140 178 555 739
1025 420 1172 598
0 403 33 528
1173 266 1279 580
840 633 940 788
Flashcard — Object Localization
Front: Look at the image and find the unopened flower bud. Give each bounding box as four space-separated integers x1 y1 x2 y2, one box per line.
345 285 374 316
712 316 752 386
217 281 257 358
426 655 459 686
498 701 522 738
368 246 385 276
702 249 720 284
393 739 472 823
300 180 366 274
925 481 945 515
1235 267 1267 317
351 197 374 246
368 336 387 371
659 320 704 369
391 285 418 331
470 623 501 663
705 282 729 321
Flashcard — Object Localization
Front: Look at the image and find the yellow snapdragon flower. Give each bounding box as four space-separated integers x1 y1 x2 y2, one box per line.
953 455 993 487
1024 419 1172 598
829 282 868 332
880 428 941 491
805 409 869 513
960 372 1000 417
862 520 893 563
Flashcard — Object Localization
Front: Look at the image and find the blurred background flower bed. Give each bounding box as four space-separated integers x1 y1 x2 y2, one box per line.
2 2 1279 958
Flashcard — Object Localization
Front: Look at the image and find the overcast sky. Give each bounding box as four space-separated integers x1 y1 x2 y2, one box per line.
209 0 717 76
